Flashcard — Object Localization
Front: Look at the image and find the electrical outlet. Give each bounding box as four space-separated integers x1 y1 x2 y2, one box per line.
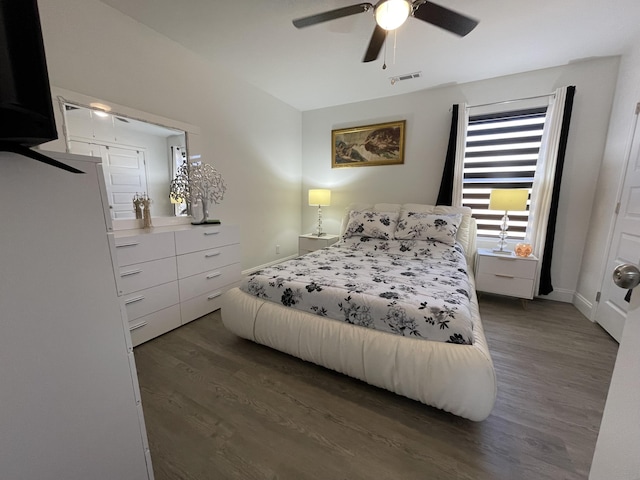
276 244 280 254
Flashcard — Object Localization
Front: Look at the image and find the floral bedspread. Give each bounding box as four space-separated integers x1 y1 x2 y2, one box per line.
241 237 475 344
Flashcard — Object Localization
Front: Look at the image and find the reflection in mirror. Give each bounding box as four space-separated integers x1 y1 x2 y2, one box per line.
62 102 187 219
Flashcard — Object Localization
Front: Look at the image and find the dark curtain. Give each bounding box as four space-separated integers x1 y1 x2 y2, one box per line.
436 104 459 205
538 86 576 295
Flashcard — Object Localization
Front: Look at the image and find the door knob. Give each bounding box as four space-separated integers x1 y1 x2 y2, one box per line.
612 263 640 289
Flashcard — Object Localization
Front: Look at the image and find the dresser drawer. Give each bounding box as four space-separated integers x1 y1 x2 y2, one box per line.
476 272 535 299
117 257 178 295
177 243 241 279
477 255 537 279
178 263 241 302
129 304 181 347
122 281 179 321
115 231 176 266
175 225 239 255
180 289 228 325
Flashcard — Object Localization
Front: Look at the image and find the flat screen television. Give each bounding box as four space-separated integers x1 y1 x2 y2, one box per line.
0 0 81 173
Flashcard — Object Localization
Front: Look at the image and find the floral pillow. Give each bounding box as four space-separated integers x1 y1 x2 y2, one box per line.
342 210 399 240
394 212 462 245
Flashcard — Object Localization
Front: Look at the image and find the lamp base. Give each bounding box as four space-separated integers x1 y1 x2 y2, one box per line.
492 248 513 255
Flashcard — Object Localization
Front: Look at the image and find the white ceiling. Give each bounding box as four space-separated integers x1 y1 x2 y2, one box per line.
99 0 640 111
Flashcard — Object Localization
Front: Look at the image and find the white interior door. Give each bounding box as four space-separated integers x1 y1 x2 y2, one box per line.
69 141 148 220
594 108 640 341
590 267 640 479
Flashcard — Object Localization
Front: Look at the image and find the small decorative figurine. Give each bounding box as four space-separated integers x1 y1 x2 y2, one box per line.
142 194 152 229
133 193 143 219
515 242 532 257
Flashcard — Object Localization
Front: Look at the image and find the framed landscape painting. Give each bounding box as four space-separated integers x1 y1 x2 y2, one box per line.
331 120 406 168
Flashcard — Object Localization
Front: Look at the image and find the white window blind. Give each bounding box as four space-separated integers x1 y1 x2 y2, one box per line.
462 107 548 238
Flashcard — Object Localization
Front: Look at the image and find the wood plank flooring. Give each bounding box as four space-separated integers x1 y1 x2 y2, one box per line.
134 296 618 480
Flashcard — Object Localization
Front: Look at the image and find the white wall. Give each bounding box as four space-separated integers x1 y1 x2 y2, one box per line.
38 0 302 270
576 38 640 318
302 57 620 303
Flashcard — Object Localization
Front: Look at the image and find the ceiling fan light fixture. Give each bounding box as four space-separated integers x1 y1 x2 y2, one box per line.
375 0 411 31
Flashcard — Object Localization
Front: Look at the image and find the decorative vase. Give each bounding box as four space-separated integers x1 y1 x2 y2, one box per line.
515 243 532 257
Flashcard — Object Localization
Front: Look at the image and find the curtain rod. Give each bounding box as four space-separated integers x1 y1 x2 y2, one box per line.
467 92 555 110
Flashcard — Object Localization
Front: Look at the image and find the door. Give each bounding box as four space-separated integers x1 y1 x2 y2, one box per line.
69 141 148 220
589 264 640 479
594 108 640 341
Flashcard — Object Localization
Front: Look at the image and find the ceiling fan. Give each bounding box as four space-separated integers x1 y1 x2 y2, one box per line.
293 0 478 63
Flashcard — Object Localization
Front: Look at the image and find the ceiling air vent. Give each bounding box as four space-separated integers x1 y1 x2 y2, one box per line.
390 71 422 85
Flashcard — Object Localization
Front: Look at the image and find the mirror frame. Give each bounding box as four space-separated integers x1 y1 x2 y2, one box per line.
47 86 202 230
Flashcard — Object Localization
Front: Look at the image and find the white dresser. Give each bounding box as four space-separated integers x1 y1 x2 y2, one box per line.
113 224 241 346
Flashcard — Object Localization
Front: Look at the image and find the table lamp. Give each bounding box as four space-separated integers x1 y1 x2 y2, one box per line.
489 189 529 254
308 189 331 236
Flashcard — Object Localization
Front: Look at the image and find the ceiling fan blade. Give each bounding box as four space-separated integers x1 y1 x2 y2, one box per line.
412 1 478 37
293 3 373 28
363 25 387 62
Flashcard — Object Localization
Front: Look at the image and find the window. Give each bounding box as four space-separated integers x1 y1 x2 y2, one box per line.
461 107 547 238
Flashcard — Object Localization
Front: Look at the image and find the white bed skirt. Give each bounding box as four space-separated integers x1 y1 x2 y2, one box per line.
220 274 497 421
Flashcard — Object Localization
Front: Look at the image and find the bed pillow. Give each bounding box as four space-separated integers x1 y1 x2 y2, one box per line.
342 210 399 240
394 212 462 245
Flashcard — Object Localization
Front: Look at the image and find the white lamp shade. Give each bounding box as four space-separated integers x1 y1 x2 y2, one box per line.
308 189 331 206
489 189 529 212
375 0 411 30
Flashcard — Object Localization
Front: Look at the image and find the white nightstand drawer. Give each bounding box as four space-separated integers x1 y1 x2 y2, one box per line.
299 234 339 254
129 304 181 347
115 231 175 266
476 272 535 299
117 256 178 295
122 281 179 321
477 254 537 279
175 225 239 255
178 263 242 302
177 243 241 279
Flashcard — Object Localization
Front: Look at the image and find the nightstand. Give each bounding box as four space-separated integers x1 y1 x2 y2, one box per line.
298 233 339 255
475 248 538 300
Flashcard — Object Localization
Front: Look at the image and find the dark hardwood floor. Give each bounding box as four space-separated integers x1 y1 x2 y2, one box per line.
134 295 618 480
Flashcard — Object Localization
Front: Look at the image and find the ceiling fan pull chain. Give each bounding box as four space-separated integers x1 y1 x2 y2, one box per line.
382 33 387 69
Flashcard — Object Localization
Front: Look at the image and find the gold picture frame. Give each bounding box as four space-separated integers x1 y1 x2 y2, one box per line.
331 120 406 168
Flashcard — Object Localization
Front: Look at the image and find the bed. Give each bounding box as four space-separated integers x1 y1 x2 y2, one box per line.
220 203 497 421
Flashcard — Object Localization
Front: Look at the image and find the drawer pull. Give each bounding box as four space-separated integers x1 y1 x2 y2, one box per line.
204 231 220 236
125 295 145 305
207 291 223 300
129 320 148 331
206 272 222 279
116 241 140 248
205 251 221 258
120 269 143 277
494 274 515 278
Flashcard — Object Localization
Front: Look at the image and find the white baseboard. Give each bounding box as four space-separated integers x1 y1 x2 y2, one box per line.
536 287 574 303
242 254 299 277
573 292 595 321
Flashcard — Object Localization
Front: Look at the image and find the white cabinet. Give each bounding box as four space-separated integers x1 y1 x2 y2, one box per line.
475 248 538 300
113 224 241 345
0 151 152 479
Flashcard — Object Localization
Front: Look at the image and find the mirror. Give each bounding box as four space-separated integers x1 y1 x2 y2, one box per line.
51 87 201 227
62 102 186 219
